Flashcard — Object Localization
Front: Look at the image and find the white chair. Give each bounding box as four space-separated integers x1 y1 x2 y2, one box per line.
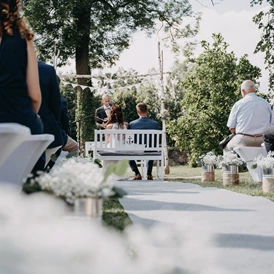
0 123 31 166
0 134 54 184
85 142 94 157
234 146 267 182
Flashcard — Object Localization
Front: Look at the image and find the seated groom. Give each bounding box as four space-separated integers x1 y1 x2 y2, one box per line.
225 80 272 151
129 103 159 181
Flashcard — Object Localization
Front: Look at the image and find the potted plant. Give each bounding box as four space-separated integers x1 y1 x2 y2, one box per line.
23 158 127 218
253 152 274 193
217 151 243 186
197 152 217 182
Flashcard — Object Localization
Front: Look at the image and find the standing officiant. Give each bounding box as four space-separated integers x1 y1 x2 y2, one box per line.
95 94 112 129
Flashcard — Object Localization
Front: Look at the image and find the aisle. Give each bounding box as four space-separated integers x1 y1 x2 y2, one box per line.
116 180 274 274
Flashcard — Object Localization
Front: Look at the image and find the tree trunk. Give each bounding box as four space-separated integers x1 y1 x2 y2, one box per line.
74 6 95 153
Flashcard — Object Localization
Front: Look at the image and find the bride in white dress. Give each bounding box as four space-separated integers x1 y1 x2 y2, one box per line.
103 105 128 169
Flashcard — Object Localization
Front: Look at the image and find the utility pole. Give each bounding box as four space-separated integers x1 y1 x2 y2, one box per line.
158 41 170 175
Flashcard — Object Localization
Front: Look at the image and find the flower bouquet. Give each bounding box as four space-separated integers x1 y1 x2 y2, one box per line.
197 152 218 182
23 157 127 217
217 151 242 186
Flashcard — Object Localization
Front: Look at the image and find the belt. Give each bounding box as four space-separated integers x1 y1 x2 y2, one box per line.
238 133 263 138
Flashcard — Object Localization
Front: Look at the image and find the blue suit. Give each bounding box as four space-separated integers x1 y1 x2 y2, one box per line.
38 61 63 148
129 117 159 176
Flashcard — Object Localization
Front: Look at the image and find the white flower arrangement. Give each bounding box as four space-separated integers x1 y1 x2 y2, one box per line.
253 151 274 169
197 152 218 166
217 151 243 167
25 157 126 204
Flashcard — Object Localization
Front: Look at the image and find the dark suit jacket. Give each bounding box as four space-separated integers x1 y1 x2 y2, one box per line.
129 116 159 130
38 61 63 148
129 116 159 147
95 105 112 126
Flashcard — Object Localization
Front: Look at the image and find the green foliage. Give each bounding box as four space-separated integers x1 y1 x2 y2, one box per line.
60 82 77 140
251 0 274 92
24 0 198 148
103 160 128 183
24 0 196 67
167 33 262 166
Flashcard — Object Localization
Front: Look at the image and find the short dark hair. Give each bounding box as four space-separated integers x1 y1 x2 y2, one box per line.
136 103 148 114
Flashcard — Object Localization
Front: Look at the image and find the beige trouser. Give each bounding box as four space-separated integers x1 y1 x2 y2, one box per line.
224 134 263 152
63 136 79 156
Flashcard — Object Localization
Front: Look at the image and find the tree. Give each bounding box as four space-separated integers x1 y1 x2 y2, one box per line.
251 0 274 92
167 33 262 166
23 0 198 148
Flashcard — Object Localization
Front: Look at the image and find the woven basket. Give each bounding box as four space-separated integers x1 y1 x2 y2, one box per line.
202 171 215 182
201 165 215 183
262 177 274 193
223 173 239 186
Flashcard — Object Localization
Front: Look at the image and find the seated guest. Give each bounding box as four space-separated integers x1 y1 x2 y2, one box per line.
95 94 112 129
38 61 63 150
59 97 79 156
0 1 44 171
263 126 274 153
129 103 159 181
225 80 272 151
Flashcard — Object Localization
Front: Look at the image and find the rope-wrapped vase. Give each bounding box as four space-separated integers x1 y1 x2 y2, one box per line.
262 168 274 193
222 165 239 186
201 165 215 182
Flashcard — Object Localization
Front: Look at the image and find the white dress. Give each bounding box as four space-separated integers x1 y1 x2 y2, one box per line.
103 123 127 172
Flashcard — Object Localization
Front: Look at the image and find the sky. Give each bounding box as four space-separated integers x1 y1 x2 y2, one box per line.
60 0 270 92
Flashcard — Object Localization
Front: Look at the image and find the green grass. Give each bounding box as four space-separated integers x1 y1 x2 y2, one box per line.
164 165 274 202
102 197 133 231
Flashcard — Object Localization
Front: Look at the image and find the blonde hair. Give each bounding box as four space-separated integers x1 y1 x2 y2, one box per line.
0 0 34 40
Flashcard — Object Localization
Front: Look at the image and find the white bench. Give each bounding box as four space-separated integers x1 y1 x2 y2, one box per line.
93 129 165 180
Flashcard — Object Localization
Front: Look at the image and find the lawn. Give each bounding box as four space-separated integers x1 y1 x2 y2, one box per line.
165 165 274 202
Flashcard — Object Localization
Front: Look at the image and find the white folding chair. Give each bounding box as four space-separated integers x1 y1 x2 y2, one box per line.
234 146 267 182
0 134 54 185
0 123 31 166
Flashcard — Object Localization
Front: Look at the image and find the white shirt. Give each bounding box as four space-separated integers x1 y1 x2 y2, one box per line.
103 105 111 117
227 93 272 134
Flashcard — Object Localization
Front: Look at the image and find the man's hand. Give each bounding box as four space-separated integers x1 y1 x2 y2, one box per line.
230 128 236 134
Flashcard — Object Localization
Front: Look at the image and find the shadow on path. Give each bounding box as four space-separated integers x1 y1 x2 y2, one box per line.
123 198 253 212
214 233 274 251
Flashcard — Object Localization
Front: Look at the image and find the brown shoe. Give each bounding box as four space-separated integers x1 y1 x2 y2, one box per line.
133 174 142 180
147 175 153 181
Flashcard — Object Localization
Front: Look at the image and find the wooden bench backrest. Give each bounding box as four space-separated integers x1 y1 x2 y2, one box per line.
94 130 163 151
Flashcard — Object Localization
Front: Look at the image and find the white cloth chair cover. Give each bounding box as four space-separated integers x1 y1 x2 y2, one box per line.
234 146 267 182
0 123 30 166
0 134 54 184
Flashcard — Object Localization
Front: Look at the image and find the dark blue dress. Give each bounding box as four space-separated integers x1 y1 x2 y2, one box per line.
0 31 43 134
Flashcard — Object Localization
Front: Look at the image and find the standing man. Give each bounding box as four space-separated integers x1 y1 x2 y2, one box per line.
95 94 112 129
225 80 272 151
129 103 159 181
